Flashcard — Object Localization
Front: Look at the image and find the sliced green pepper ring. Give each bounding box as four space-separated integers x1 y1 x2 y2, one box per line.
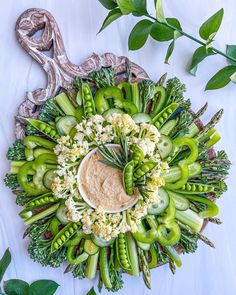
165 137 198 190
18 153 57 196
118 82 132 101
156 221 180 247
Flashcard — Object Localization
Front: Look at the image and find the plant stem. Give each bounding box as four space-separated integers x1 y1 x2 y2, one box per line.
146 14 236 63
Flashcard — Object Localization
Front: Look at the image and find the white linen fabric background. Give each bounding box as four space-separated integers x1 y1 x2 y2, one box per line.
0 0 236 294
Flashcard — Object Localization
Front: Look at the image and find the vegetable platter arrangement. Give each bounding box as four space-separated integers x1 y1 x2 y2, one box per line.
4 64 230 292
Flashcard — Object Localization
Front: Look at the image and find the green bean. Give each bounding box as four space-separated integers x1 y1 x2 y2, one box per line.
123 161 134 196
175 182 214 194
133 161 157 181
132 145 144 166
99 247 112 290
51 222 80 253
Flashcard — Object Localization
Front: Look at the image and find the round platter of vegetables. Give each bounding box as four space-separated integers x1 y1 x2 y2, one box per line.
4 67 230 292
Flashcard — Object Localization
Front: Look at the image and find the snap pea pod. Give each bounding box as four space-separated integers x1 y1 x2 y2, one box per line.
27 119 59 141
51 222 80 253
133 161 157 181
126 232 139 276
118 82 132 101
81 82 96 118
123 161 134 196
151 102 179 129
116 233 132 271
25 193 57 209
99 247 112 290
132 145 144 166
174 182 215 194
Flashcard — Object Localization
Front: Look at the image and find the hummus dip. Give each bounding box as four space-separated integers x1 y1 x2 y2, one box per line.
78 147 138 212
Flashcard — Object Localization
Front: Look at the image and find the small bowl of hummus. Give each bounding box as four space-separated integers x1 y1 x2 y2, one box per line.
77 144 139 213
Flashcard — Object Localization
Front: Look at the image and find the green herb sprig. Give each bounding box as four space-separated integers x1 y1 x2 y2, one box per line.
98 0 236 90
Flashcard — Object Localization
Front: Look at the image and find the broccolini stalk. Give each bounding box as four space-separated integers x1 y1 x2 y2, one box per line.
178 229 199 253
169 110 194 139
38 97 64 122
7 139 26 161
14 190 32 206
88 67 115 88
72 264 86 279
108 245 124 292
4 174 19 190
138 80 156 112
165 77 187 107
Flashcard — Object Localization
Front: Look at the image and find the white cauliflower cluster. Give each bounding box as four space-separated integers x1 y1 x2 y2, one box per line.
51 114 164 240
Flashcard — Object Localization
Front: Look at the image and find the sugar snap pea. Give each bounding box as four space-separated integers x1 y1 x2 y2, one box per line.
151 102 179 129
123 161 134 196
81 82 96 118
132 145 144 166
133 161 157 181
27 119 59 141
51 222 80 253
25 192 57 209
99 247 112 290
116 233 132 271
174 182 215 194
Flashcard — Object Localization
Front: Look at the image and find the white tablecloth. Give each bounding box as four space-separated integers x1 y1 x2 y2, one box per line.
0 1 236 294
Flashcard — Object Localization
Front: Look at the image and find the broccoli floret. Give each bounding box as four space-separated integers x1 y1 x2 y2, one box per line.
4 174 19 190
38 98 64 122
7 140 26 161
25 124 41 136
14 191 32 206
166 77 186 101
87 67 115 88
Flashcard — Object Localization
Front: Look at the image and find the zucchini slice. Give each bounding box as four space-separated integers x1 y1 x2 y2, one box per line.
84 239 99 255
167 190 190 211
91 235 115 247
132 112 151 123
43 170 56 190
56 204 69 225
102 108 124 119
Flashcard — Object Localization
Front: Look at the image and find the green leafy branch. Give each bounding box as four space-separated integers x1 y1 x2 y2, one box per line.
0 249 59 295
98 0 236 90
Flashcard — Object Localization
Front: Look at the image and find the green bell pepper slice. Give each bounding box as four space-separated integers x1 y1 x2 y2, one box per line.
165 137 198 190
94 86 138 115
118 82 132 101
18 153 57 196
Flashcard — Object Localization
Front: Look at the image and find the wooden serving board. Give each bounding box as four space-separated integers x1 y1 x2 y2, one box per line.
14 7 208 248
15 8 149 139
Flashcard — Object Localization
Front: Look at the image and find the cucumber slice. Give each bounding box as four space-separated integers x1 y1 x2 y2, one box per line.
84 239 99 255
56 115 77 135
132 113 151 123
160 119 178 136
43 170 56 190
147 188 169 215
56 204 69 225
157 135 173 159
91 235 115 247
167 191 189 211
102 108 124 119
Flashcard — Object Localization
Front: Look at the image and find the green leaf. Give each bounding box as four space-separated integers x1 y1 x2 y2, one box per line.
226 45 236 65
98 0 117 10
131 0 147 16
128 19 153 50
117 0 136 15
0 249 11 283
29 280 59 295
164 31 181 64
86 287 97 295
155 0 167 23
3 279 29 295
205 65 236 90
199 8 224 40
189 46 216 75
98 8 122 33
150 18 182 41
